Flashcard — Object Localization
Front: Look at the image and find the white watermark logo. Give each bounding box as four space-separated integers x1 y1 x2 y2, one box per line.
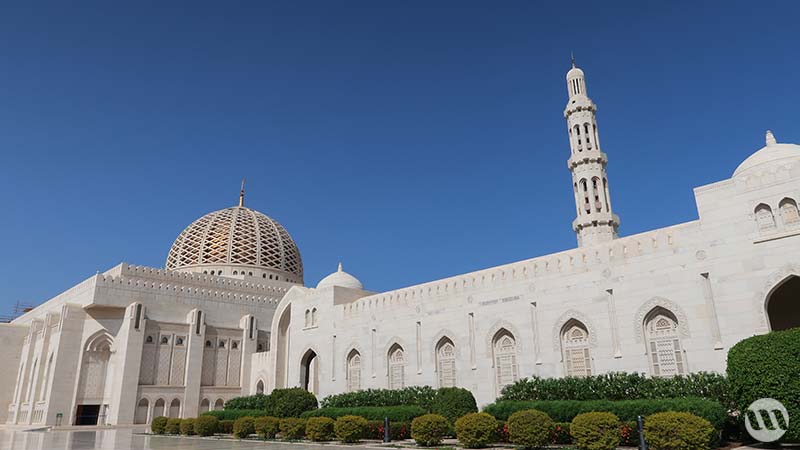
744 398 789 442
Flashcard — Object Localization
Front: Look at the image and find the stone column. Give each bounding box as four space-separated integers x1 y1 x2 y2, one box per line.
183 309 205 418
239 314 257 396
107 303 145 424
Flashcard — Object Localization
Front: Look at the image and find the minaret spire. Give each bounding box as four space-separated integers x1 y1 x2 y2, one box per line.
564 61 620 247
239 178 245 207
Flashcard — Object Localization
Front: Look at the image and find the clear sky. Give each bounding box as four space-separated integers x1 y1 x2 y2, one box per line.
1 1 798 314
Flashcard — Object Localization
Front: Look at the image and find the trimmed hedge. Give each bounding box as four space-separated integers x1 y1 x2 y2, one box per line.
483 398 727 431
268 388 318 418
151 416 168 434
454 412 498 448
570 412 620 450
194 415 219 436
335 415 368 443
225 393 270 410
300 405 426 422
500 372 731 407
280 417 307 440
224 388 318 418
728 327 800 442
411 413 450 446
507 409 554 450
431 387 478 423
306 416 335 441
202 409 271 420
180 418 196 435
219 419 234 434
165 418 182 434
254 416 280 439
644 412 715 450
321 386 436 409
233 416 255 438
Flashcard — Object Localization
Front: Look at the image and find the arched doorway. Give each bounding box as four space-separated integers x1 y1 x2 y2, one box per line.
154 398 165 417
168 399 181 418
199 398 210 414
214 398 224 410
75 332 113 425
275 307 291 388
767 276 800 331
134 398 149 424
256 379 265 395
300 349 318 394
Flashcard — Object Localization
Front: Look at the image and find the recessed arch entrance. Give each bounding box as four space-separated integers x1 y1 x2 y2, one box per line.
300 349 318 394
766 275 800 331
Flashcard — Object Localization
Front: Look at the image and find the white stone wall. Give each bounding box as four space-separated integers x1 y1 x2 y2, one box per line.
268 159 800 406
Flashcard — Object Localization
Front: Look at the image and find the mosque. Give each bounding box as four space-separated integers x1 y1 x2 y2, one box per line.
1 61 799 427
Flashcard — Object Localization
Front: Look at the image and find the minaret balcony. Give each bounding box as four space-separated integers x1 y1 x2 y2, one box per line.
567 150 607 169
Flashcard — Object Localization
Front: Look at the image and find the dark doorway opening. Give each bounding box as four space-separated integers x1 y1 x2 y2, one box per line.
767 276 800 331
75 404 101 425
300 350 317 393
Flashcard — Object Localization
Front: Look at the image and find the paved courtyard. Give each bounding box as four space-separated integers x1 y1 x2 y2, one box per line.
0 428 368 450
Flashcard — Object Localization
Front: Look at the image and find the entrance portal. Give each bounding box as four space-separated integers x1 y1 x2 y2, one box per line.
75 405 101 425
300 350 318 394
767 276 800 331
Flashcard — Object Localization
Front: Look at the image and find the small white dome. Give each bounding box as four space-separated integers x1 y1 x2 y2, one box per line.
733 131 800 177
316 263 363 290
566 66 584 80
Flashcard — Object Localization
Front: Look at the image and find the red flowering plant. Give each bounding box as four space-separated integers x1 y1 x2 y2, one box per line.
551 422 572 445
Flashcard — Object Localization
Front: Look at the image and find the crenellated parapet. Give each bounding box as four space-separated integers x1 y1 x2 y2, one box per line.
341 222 697 317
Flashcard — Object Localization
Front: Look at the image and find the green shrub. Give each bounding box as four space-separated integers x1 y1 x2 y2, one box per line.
500 372 731 407
728 328 800 442
219 419 234 434
570 412 620 450
335 415 368 443
552 422 571 445
151 416 168 434
224 393 270 410
180 418 196 435
496 420 509 443
280 417 307 440
233 416 256 438
483 398 727 431
430 387 478 423
194 415 219 436
507 409 554 450
267 388 318 418
454 412 498 448
365 420 411 440
411 413 450 446
165 418 182 434
321 386 436 409
254 416 280 439
305 416 335 441
202 409 271 420
300 405 426 422
644 412 715 450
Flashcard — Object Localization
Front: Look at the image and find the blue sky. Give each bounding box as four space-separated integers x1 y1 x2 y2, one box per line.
1 1 797 313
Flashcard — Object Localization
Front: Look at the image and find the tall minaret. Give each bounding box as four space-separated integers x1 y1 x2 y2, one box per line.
564 58 619 247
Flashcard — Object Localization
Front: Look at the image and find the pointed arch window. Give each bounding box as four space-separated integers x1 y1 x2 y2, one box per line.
755 204 776 232
580 179 590 214
304 310 311 328
311 308 318 327
346 350 362 392
644 309 686 377
387 345 405 390
592 177 602 212
436 338 456 388
492 330 518 395
561 320 592 377
779 198 800 228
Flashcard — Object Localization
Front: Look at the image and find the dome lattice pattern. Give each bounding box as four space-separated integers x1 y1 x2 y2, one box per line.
166 206 303 279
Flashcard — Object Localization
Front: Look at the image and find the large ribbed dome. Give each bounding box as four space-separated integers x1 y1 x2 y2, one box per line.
166 206 303 281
